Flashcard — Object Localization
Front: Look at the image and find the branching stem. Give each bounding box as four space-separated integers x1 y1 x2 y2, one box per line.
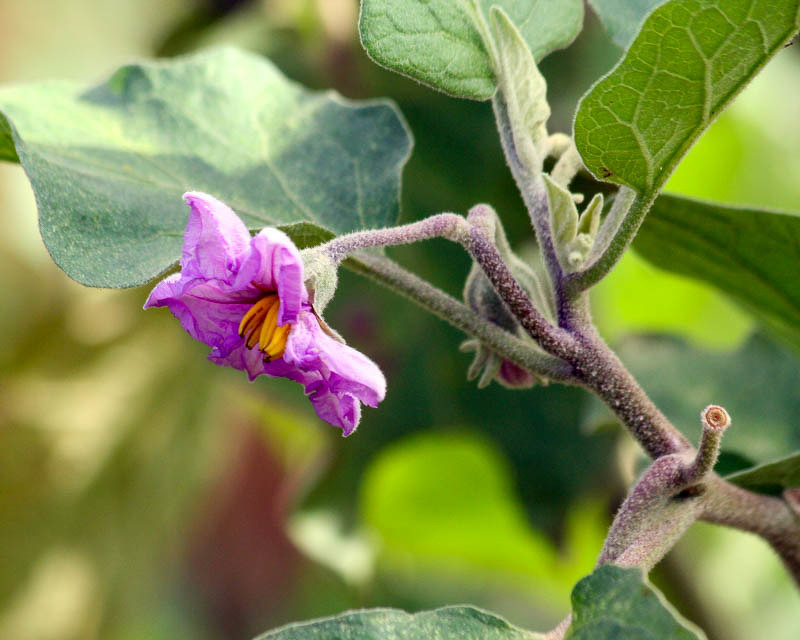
344 252 572 382
565 188 655 295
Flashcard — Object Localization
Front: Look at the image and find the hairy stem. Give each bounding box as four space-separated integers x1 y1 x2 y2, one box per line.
462 225 576 360
702 476 800 586
344 252 572 382
570 320 691 458
324 213 469 263
596 407 730 571
492 93 565 296
332 210 800 591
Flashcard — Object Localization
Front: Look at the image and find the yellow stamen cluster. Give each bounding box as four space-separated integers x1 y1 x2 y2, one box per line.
238 294 291 361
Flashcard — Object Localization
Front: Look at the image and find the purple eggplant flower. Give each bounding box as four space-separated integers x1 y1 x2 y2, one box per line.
145 192 386 436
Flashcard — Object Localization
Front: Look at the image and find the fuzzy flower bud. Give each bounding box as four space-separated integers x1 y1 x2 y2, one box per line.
461 263 544 389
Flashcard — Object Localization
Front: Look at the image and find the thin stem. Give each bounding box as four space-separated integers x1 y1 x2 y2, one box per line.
492 93 565 295
701 476 800 587
319 209 570 363
682 406 730 482
344 252 572 382
462 225 576 360
565 188 654 295
324 213 469 263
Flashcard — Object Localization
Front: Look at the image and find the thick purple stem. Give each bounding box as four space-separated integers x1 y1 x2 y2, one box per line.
570 320 691 458
463 225 575 361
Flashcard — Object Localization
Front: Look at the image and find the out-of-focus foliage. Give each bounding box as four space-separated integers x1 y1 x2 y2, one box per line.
1 1 799 640
635 196 800 351
359 432 606 610
588 0 667 49
726 452 800 494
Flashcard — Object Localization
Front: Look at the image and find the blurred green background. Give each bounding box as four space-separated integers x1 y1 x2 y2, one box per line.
1 1 798 639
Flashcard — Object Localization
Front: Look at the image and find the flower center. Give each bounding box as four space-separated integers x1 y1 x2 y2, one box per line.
238 293 291 361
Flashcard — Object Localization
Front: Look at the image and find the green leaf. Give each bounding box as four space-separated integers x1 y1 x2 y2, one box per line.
490 6 550 171
566 566 704 639
634 194 800 350
726 452 800 493
358 0 583 100
252 568 702 640
0 114 17 162
588 0 668 49
359 431 566 583
0 47 412 288
575 0 800 194
254 605 541 640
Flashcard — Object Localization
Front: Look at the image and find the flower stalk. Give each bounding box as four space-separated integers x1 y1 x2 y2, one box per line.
323 213 469 264
344 252 572 383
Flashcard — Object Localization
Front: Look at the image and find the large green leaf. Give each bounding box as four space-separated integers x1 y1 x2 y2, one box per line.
726 452 800 493
252 567 702 639
254 605 541 639
575 0 800 194
0 47 412 288
634 194 800 350
588 0 668 49
565 566 704 639
358 0 583 100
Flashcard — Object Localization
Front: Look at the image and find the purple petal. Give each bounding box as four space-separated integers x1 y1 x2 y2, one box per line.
145 276 249 356
307 386 361 437
233 228 307 324
283 313 386 433
211 342 295 381
181 192 251 282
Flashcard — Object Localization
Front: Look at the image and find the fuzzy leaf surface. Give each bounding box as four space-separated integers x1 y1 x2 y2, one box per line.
635 194 800 349
565 566 704 639
359 0 583 100
0 47 412 287
490 6 550 171
253 605 541 639
575 0 800 193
